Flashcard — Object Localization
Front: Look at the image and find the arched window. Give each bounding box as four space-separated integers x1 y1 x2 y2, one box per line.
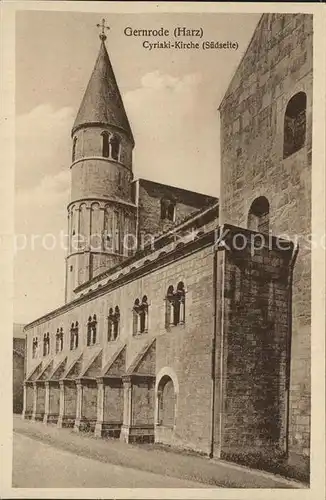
165 282 186 328
70 322 79 350
108 306 120 341
133 296 149 336
87 315 97 346
56 328 64 353
283 92 307 159
110 134 121 161
160 198 175 221
56 329 60 354
158 376 176 427
43 332 50 357
247 196 270 234
72 137 77 162
101 131 110 158
32 337 38 359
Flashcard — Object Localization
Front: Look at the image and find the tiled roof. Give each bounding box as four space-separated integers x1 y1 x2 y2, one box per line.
72 40 133 141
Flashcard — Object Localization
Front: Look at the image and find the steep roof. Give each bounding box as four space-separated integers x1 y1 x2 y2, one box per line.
72 40 133 142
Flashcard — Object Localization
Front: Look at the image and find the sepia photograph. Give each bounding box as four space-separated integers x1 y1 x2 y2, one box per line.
2 2 324 496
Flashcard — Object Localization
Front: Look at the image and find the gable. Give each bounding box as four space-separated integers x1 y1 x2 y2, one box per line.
82 350 103 378
64 353 83 379
50 357 67 381
102 345 126 378
219 14 312 113
127 339 156 377
26 362 42 382
37 359 54 381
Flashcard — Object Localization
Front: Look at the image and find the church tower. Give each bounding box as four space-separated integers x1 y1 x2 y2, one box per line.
65 21 136 303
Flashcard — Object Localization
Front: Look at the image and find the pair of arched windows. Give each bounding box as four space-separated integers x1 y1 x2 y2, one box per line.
161 198 175 221
86 314 97 346
32 337 38 359
101 132 121 161
55 328 64 354
283 91 307 159
70 322 79 350
165 282 186 328
133 296 148 335
43 332 50 357
72 133 122 163
108 306 120 341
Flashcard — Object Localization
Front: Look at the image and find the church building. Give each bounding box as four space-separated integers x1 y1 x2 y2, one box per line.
22 14 312 479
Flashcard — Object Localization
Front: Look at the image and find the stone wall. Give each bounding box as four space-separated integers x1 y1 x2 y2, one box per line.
73 127 133 171
25 384 34 413
65 383 77 417
219 13 312 459
82 382 98 420
214 226 294 461
155 246 215 453
25 240 216 454
104 381 123 422
36 385 45 416
137 179 216 239
132 380 155 426
49 384 60 415
13 351 24 413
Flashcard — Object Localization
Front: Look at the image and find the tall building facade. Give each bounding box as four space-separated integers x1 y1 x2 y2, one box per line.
22 14 312 481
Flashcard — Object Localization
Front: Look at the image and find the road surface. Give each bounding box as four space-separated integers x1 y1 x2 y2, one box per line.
12 433 206 488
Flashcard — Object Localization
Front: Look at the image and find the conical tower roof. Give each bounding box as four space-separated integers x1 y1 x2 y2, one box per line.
72 40 133 143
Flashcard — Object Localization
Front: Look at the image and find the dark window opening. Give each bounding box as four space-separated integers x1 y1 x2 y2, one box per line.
101 132 110 158
87 315 97 346
108 306 120 341
133 295 149 335
72 137 77 162
70 321 79 350
283 92 307 159
43 332 50 357
165 282 185 328
247 196 270 234
55 328 64 354
160 198 175 221
110 134 120 161
32 337 38 358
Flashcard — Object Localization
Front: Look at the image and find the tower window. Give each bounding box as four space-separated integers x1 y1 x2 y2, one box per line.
283 92 307 159
72 137 77 162
133 295 149 336
87 314 97 346
70 322 79 350
247 196 270 234
108 306 120 341
70 265 73 272
101 131 110 158
161 198 175 221
110 134 121 161
165 282 186 328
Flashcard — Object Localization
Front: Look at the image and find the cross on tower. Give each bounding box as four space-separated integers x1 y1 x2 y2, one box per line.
96 18 110 42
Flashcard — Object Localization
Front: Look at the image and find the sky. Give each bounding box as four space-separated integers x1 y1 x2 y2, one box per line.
14 10 260 324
